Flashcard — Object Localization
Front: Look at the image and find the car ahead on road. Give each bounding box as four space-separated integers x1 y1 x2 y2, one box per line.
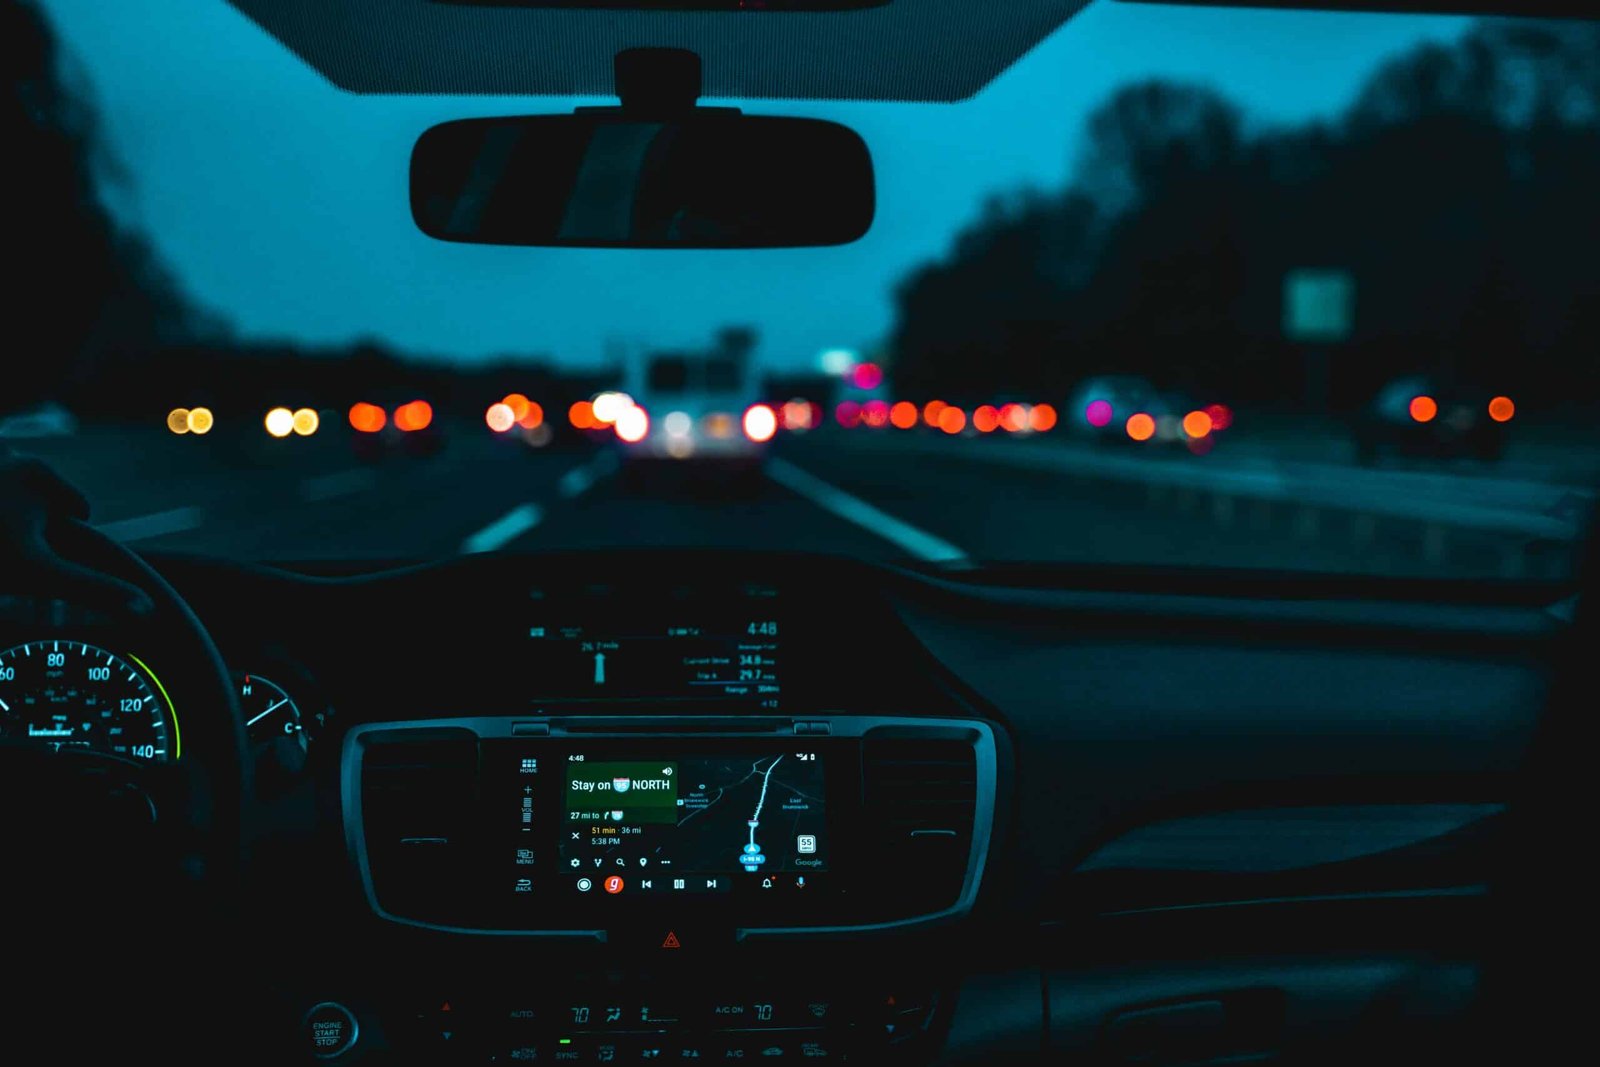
616 351 773 492
1066 375 1205 446
346 398 447 461
1355 376 1513 464
3 2 1594 1066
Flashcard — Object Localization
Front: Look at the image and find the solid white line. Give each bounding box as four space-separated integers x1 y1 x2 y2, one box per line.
461 503 544 554
95 506 203 543
766 458 968 564
300 467 378 502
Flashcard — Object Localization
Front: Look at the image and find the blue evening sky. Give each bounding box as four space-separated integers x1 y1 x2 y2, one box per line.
39 0 1469 371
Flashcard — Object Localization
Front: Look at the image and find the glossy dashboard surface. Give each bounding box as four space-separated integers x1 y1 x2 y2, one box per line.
141 550 1551 900
34 549 1550 1064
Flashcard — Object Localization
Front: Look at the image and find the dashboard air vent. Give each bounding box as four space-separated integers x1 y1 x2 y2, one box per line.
358 735 479 919
862 735 978 916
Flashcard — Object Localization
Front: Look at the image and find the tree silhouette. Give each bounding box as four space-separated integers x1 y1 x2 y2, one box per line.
5 0 201 410
890 19 1600 414
1078 81 1244 214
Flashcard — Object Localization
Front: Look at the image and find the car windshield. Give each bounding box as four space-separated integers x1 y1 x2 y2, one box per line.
8 0 1598 577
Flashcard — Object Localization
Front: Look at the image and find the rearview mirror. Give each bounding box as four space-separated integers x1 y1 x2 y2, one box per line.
410 113 875 249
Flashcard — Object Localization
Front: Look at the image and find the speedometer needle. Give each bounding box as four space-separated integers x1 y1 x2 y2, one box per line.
246 697 289 727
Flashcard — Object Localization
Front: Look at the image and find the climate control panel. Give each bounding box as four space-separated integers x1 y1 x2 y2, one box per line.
389 982 938 1063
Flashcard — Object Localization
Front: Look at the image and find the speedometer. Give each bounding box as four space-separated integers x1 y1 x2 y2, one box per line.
0 641 176 763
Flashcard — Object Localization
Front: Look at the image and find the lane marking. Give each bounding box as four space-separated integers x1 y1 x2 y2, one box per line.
766 458 968 564
559 451 619 498
300 467 378 502
461 504 544 554
458 453 613 556
95 506 203 543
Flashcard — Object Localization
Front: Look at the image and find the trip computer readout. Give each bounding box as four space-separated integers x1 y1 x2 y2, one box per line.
525 605 782 709
560 752 826 895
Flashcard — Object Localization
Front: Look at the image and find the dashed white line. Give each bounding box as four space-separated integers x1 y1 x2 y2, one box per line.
300 467 378 502
459 452 616 555
559 451 619 498
766 458 968 564
94 506 203 543
461 503 544 554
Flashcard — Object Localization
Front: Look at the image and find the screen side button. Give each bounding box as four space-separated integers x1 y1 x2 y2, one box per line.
793 722 831 736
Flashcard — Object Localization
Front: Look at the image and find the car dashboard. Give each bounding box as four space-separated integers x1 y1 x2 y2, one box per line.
1 550 1553 1065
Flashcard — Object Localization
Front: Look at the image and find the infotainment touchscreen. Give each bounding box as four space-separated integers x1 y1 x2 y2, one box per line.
559 750 826 896
354 725 990 932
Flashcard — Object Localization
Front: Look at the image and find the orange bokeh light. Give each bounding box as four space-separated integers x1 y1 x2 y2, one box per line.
394 400 433 432
922 400 947 427
938 406 966 434
519 401 544 429
1409 395 1438 423
1126 413 1156 441
998 403 1028 432
1029 403 1058 432
973 405 1000 433
1182 410 1214 439
1488 396 1515 423
502 393 531 422
889 401 919 430
569 400 596 430
348 402 386 433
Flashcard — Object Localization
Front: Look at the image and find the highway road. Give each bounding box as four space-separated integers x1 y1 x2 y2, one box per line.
6 418 1593 578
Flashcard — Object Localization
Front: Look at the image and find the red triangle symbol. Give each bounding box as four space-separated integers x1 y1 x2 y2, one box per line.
661 931 682 949
440 1002 452 1012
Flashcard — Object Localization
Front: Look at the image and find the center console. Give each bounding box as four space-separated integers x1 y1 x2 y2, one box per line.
332 715 1002 1063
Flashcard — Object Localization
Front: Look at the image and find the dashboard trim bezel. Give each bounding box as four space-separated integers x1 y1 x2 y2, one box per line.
341 714 1000 940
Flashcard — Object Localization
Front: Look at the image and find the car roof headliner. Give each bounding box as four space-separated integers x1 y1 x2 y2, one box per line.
225 0 1093 101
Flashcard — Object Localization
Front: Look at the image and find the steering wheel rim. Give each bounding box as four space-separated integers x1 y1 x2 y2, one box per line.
0 448 255 1063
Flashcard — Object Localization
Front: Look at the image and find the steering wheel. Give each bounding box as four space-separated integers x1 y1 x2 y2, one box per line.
0 453 250 1061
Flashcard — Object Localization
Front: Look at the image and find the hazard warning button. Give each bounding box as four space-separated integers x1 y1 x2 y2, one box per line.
610 924 730 957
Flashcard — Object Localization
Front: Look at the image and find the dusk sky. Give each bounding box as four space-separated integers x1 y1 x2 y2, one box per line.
39 0 1469 372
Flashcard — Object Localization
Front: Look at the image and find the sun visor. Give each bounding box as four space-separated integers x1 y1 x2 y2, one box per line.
226 0 1091 100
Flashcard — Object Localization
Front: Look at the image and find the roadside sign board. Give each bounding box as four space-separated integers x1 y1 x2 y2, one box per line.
1283 269 1354 343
